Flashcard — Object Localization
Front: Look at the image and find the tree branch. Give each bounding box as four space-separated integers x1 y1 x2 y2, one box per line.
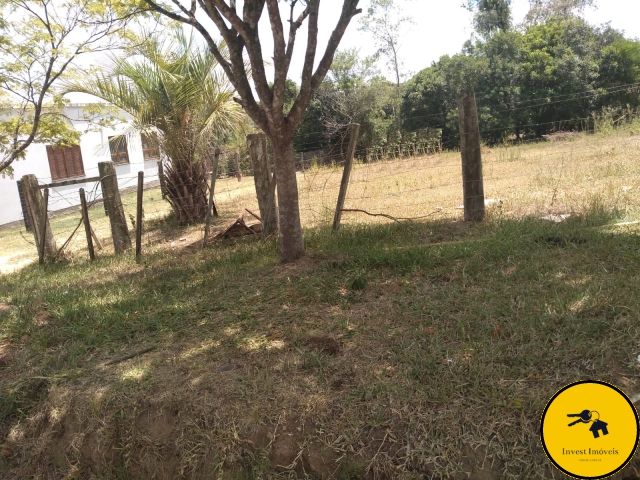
287 0 362 130
266 0 286 119
285 3 309 74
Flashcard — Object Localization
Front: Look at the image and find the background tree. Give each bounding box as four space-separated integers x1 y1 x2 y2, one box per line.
0 0 135 177
401 15 640 146
139 0 363 263
69 29 245 224
525 0 596 23
358 0 413 88
293 49 396 157
465 0 512 38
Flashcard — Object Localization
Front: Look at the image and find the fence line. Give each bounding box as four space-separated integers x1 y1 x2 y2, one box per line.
7 88 640 268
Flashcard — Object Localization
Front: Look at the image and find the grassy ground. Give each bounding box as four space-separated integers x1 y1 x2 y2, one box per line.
1 128 640 479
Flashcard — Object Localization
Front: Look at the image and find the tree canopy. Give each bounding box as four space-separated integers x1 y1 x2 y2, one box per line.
68 28 245 224
138 0 363 262
0 0 135 177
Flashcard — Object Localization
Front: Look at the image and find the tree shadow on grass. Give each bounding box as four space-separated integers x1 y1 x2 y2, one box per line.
1 207 640 479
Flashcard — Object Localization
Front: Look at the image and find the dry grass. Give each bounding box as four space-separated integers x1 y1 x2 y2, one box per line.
1 127 640 479
3 128 640 270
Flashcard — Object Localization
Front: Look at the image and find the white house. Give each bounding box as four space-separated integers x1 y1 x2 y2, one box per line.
0 104 161 227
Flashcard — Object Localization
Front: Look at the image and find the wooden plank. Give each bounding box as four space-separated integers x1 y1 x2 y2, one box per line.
16 180 33 232
39 175 101 189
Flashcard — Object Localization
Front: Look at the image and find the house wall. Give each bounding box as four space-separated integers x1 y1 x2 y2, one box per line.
0 105 160 227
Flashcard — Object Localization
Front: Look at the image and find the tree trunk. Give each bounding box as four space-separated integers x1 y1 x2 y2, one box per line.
271 137 305 263
163 157 210 225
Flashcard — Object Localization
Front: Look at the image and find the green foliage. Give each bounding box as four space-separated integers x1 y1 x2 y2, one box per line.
297 1 638 152
0 0 136 176
401 17 640 146
67 28 246 223
0 97 81 178
525 0 596 24
465 0 512 37
358 0 414 87
295 49 398 155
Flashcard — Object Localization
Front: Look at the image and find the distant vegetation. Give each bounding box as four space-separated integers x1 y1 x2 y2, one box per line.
293 0 640 153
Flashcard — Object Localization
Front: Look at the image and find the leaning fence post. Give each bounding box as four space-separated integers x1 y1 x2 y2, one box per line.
79 188 95 261
136 171 144 261
98 162 132 253
333 123 360 231
457 90 485 222
203 148 220 248
38 188 49 265
21 174 56 260
16 180 33 232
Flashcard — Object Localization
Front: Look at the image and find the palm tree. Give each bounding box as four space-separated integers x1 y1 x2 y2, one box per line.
69 30 245 224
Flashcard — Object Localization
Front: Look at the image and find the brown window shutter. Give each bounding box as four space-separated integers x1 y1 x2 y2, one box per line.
46 145 85 180
63 147 75 178
54 148 67 179
46 146 59 180
71 145 84 177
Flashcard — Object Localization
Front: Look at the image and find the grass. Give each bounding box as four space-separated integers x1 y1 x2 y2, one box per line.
1 126 640 479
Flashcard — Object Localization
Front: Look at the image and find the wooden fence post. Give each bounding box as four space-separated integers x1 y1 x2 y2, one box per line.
136 171 144 261
16 180 33 232
157 160 167 199
457 90 485 222
38 188 49 265
20 174 56 259
203 148 220 248
98 162 132 253
247 133 277 236
235 152 242 181
333 124 360 231
79 188 95 261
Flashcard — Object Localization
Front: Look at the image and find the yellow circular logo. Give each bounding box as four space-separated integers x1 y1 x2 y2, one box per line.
540 380 639 479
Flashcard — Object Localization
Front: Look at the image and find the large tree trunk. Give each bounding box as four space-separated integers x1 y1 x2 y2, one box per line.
271 137 305 263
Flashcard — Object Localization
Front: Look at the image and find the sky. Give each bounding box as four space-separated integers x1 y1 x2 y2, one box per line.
276 0 640 85
72 0 640 103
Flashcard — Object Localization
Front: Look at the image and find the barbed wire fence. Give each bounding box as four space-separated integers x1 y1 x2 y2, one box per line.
290 86 640 230
8 83 640 267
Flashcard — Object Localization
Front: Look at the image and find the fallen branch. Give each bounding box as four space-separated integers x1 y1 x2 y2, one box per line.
340 209 440 223
214 217 262 240
55 217 84 260
244 208 261 222
102 346 156 366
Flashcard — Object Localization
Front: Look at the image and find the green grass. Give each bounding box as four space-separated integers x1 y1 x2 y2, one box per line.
1 205 640 479
1 127 640 478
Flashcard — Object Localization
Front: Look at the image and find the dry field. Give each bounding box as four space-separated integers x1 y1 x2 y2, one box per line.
2 128 640 270
1 127 640 480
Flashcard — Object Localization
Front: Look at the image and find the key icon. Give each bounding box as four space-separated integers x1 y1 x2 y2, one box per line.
567 409 592 426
